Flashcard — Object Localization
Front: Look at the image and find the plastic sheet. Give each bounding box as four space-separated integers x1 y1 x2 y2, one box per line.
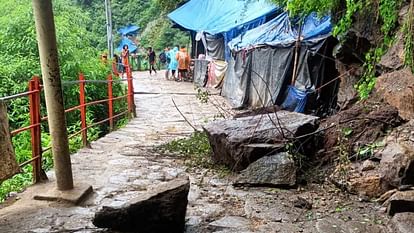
228 13 331 51
168 0 277 35
280 86 310 113
118 25 140 36
116 37 138 53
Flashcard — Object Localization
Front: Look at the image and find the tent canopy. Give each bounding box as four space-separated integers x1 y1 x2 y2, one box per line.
167 0 278 35
116 37 137 53
228 13 332 51
118 25 140 36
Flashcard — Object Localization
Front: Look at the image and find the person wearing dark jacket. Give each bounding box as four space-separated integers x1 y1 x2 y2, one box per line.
147 47 157 75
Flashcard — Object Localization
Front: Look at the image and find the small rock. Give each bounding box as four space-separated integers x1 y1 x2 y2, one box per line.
361 160 378 172
293 197 312 210
387 190 414 216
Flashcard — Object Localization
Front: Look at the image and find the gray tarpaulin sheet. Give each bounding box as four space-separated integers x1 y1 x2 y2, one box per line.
206 34 225 60
222 44 326 109
193 59 209 87
0 102 20 182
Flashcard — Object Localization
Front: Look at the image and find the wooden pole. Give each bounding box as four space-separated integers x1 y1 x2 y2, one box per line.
291 20 303 86
32 0 74 190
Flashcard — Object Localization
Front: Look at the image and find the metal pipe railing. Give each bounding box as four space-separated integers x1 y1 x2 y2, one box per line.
1 67 136 184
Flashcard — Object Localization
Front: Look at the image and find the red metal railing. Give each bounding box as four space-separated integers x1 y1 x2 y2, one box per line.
1 68 135 183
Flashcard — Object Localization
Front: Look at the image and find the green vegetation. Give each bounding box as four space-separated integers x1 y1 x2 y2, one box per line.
0 0 127 202
76 0 190 52
157 131 212 167
156 131 231 176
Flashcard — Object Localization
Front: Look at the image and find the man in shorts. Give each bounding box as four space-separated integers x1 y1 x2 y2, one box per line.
176 45 190 81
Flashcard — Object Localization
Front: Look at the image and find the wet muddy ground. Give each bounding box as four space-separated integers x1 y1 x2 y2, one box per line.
0 71 389 233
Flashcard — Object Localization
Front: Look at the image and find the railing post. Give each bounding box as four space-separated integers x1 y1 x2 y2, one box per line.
107 74 114 131
29 76 46 183
79 73 88 147
126 66 136 118
112 60 119 77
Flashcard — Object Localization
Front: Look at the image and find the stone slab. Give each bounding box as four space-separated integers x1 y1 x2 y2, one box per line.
33 183 93 205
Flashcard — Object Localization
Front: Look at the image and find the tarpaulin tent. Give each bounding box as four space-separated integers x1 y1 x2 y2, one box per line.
222 13 338 113
168 0 279 60
116 37 138 53
228 12 332 51
118 25 140 36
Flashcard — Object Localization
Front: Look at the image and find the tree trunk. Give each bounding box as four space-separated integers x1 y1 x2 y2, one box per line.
0 102 21 183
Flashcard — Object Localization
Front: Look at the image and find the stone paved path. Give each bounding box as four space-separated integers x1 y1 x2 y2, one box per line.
0 71 389 233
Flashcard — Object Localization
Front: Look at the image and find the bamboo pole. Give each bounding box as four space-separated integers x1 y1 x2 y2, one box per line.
291 20 303 86
32 0 74 190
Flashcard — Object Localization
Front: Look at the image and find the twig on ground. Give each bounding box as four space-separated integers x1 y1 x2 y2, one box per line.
171 97 199 132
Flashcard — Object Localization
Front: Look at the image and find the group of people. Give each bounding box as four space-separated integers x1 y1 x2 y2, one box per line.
117 44 191 82
159 46 191 82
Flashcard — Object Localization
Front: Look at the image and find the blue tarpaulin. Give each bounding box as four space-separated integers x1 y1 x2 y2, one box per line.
167 0 278 35
116 37 137 53
118 25 140 36
228 12 332 51
168 0 279 60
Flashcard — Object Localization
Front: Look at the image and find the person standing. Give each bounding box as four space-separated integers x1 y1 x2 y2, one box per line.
168 46 179 80
121 45 130 75
163 47 171 80
147 47 157 76
176 45 190 82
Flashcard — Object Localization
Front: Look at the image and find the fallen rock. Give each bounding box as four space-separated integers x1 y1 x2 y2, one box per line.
377 121 414 191
234 152 296 187
387 190 414 216
361 159 379 172
380 31 405 70
329 162 384 198
92 176 190 233
387 212 414 233
375 68 414 120
335 62 360 108
204 111 319 171
348 174 383 198
293 196 312 210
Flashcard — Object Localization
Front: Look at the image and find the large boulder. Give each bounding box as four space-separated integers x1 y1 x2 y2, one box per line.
378 120 414 190
375 68 414 120
234 152 296 187
203 111 319 171
93 176 190 233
